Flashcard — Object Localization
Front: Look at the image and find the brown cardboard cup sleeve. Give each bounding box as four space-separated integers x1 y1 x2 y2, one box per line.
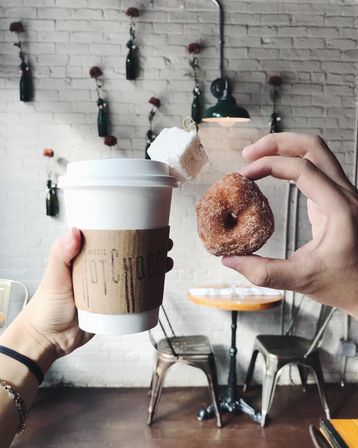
73 227 170 315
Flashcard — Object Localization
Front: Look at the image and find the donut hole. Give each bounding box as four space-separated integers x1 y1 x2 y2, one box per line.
224 212 238 230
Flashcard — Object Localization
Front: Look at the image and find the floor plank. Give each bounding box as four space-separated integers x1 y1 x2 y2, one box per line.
12 384 358 447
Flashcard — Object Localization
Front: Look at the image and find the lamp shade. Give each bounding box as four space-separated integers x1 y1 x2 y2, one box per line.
202 94 250 127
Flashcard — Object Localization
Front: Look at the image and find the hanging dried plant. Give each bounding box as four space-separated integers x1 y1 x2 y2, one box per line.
145 97 161 158
125 7 139 18
125 7 140 80
43 148 54 158
89 66 108 137
186 42 202 85
268 75 282 105
187 42 201 55
268 75 283 133
9 21 33 101
104 135 118 147
186 42 203 123
149 97 161 108
268 75 283 87
89 66 103 79
42 148 58 216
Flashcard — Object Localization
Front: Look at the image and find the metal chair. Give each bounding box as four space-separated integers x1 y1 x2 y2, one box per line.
0 279 29 330
243 302 336 427
147 306 222 427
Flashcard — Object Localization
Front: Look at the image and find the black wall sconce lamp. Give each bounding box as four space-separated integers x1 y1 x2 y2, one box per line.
202 0 250 126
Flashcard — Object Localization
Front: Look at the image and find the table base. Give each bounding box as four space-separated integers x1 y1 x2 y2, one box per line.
188 290 282 427
198 310 262 425
197 396 261 423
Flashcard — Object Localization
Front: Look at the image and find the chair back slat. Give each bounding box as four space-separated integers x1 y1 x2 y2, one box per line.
282 295 336 358
284 294 304 335
0 279 30 330
304 306 336 358
161 306 176 338
148 329 157 349
159 319 178 357
0 280 12 329
314 305 333 339
148 305 178 358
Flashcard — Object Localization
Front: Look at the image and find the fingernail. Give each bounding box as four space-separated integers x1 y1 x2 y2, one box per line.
242 144 252 155
166 257 174 273
60 228 74 248
237 166 250 176
222 257 238 269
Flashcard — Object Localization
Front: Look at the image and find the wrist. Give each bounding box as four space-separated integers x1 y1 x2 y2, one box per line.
0 313 58 408
0 312 57 376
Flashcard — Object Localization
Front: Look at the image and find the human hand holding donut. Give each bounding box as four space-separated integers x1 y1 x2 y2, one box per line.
222 132 358 319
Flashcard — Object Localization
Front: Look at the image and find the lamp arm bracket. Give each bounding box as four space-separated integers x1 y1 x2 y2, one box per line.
211 0 224 80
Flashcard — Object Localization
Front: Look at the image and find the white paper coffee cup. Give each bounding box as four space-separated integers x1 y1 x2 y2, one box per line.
58 159 177 335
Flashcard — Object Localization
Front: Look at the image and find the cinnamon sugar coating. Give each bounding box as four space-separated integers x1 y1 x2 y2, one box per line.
196 173 274 256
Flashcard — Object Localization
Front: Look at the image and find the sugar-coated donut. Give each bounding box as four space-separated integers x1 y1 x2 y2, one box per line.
196 173 274 256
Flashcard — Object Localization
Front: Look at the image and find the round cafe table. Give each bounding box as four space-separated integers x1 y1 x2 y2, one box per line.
188 286 282 423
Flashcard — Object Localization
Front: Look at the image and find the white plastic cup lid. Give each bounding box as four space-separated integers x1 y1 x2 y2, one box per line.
58 159 177 189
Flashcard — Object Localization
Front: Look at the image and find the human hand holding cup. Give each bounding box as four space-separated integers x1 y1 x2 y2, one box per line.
59 159 177 334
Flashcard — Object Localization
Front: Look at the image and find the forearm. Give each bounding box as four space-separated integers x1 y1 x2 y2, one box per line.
310 268 358 320
0 228 92 447
332 289 358 321
0 312 57 447
0 384 20 448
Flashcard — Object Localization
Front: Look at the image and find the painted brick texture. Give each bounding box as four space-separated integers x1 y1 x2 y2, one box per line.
0 0 357 387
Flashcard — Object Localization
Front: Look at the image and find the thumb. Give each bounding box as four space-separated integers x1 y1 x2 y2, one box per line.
222 254 300 291
41 228 82 293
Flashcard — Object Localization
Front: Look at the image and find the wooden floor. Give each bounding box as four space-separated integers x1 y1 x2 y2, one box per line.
13 384 358 448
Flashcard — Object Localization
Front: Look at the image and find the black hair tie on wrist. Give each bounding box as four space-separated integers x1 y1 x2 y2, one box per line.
0 345 44 385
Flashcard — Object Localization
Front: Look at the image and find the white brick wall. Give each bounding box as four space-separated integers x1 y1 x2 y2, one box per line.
1 0 358 387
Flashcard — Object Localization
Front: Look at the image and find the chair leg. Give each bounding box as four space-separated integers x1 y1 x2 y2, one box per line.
148 372 154 396
147 357 174 425
148 358 160 397
309 354 331 419
206 356 223 428
194 357 223 428
297 365 309 392
243 349 259 393
147 359 160 424
261 361 280 427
